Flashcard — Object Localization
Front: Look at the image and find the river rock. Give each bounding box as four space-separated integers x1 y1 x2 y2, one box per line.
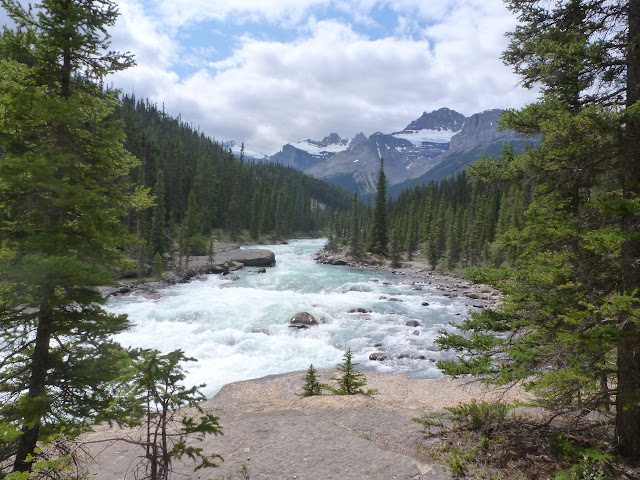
225 249 276 267
369 352 387 361
255 267 267 273
405 320 420 327
347 308 372 313
421 301 430 306
387 297 403 302
288 312 319 329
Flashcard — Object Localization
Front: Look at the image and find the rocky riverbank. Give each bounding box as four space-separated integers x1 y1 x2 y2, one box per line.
98 242 277 299
315 245 501 311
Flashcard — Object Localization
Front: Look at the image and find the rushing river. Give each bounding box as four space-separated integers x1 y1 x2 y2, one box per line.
106 238 469 397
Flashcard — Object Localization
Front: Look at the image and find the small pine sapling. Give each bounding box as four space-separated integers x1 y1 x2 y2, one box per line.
122 349 223 480
299 364 323 397
326 349 378 396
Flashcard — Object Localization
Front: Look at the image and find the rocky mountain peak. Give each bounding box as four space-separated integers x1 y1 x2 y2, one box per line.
404 107 465 132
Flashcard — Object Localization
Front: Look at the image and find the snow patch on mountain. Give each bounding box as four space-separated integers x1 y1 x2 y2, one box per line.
393 128 458 145
293 140 350 155
225 140 268 160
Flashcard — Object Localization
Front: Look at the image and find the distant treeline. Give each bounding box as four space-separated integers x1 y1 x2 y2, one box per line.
116 95 353 263
330 152 530 272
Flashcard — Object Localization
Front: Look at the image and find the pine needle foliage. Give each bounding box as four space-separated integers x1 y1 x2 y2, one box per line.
436 0 640 457
326 349 378 396
299 364 323 397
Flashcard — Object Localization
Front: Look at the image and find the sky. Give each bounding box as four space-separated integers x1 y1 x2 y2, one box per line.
2 0 540 156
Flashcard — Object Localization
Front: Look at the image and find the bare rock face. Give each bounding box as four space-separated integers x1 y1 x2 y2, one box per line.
226 249 276 267
289 312 319 329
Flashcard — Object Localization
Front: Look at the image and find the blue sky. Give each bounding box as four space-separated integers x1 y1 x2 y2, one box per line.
2 0 540 155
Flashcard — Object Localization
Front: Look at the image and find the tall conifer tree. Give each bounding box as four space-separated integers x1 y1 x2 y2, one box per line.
438 0 640 456
367 158 388 256
0 0 149 471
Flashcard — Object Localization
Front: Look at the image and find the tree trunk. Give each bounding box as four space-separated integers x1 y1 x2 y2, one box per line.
13 312 53 472
616 0 640 458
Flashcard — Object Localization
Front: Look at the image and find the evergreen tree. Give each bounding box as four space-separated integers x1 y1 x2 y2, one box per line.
438 0 640 456
123 350 223 479
299 364 323 397
405 201 419 260
389 219 402 268
326 349 377 396
0 0 150 471
149 171 170 258
367 159 388 256
348 193 363 257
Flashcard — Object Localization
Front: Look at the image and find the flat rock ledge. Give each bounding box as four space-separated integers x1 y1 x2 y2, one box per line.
84 371 529 480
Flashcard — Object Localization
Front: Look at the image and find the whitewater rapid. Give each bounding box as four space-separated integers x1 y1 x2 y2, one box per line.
106 239 469 397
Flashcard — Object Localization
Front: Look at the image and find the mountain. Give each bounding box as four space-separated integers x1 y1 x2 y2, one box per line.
260 107 533 197
268 133 366 170
267 108 464 195
388 109 536 197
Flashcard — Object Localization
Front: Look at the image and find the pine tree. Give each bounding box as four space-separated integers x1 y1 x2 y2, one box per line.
367 159 388 256
0 0 150 471
123 350 223 479
299 364 323 397
348 192 363 257
389 219 402 268
405 201 419 260
150 171 170 258
326 349 377 396
438 0 640 456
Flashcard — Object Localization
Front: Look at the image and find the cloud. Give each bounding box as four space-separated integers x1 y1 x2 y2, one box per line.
106 0 538 155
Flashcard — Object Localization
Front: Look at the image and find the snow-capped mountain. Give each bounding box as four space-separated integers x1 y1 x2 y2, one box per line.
230 107 530 196
223 140 269 162
268 133 361 170
303 108 468 194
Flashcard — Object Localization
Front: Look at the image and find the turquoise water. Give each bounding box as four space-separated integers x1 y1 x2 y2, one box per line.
107 239 468 396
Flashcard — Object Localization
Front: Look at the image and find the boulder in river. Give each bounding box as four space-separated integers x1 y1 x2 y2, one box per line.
347 307 372 313
225 249 276 267
288 312 319 329
369 352 387 361
405 320 420 327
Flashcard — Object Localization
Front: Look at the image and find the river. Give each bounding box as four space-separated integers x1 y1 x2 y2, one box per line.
106 238 468 397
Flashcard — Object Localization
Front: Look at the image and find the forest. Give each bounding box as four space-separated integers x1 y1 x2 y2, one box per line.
115 95 353 269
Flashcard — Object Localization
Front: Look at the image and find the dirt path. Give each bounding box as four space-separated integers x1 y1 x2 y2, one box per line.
84 371 527 480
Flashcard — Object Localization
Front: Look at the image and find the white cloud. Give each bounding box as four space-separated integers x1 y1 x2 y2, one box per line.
105 0 538 155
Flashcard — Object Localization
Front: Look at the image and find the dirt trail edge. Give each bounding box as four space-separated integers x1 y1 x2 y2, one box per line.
84 370 527 480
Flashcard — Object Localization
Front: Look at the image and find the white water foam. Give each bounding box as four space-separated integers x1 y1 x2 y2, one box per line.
107 239 469 397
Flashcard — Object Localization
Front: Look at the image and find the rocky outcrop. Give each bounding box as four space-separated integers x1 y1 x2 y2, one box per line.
225 249 276 267
289 312 319 329
314 246 375 267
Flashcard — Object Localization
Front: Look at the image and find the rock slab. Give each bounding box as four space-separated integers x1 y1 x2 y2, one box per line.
224 248 276 267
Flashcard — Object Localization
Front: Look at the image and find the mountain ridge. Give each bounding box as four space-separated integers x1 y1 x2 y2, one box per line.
238 107 534 197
